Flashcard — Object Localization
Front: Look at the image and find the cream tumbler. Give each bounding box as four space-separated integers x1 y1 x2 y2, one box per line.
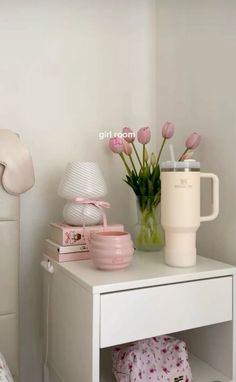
161 160 219 267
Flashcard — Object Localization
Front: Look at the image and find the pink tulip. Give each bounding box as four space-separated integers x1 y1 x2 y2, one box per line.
123 140 132 156
185 133 201 149
150 152 156 166
162 122 175 139
109 137 124 154
137 127 151 144
122 127 135 143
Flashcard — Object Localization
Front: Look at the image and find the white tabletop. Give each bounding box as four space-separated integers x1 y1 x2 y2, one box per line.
50 251 236 294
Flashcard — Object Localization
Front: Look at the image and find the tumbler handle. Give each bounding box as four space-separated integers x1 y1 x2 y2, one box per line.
200 173 219 222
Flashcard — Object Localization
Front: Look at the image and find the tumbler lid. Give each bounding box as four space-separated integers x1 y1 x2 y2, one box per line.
160 159 200 172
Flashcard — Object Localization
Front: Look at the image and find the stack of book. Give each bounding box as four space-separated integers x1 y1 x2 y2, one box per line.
44 222 124 262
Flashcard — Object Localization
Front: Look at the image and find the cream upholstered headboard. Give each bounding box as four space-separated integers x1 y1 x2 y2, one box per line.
0 164 19 380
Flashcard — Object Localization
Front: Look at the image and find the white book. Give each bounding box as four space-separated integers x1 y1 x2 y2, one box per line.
45 239 88 254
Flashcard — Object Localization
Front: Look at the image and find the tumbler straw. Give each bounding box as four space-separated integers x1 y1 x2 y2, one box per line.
169 144 176 162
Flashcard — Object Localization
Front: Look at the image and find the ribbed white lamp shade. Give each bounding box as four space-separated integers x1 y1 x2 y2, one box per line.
58 161 107 199
63 202 103 226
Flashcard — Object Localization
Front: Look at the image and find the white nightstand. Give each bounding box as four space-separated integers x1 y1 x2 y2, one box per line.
44 252 236 382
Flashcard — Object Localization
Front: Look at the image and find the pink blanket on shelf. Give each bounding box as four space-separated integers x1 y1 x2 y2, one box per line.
112 335 192 382
0 129 35 195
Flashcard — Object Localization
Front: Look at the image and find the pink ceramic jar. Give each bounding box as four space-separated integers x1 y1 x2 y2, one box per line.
90 231 134 270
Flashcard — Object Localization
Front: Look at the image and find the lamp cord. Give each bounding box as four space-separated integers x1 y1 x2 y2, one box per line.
43 273 51 382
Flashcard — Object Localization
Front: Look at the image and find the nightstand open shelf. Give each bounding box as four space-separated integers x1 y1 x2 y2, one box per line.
189 354 230 382
44 252 236 382
100 352 230 382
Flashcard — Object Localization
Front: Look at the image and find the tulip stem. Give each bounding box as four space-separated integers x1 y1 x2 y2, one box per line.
143 144 145 168
156 138 166 166
132 142 142 168
179 148 188 161
119 153 132 175
129 155 138 175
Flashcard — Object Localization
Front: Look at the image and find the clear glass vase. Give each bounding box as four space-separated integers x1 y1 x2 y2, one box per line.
134 195 164 252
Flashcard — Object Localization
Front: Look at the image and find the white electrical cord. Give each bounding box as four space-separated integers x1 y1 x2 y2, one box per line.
43 276 50 382
41 260 54 382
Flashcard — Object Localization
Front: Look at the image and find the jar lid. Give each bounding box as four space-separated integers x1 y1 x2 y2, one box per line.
160 160 200 172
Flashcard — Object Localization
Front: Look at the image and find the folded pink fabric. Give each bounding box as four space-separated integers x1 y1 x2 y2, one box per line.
112 335 192 382
0 129 35 195
0 353 14 382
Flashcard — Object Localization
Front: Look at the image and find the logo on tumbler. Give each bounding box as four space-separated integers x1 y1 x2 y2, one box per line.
174 178 192 189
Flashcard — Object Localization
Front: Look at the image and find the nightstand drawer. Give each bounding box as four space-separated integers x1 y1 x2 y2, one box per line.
100 276 232 348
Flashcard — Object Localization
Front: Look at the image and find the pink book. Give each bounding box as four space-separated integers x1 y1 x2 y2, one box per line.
43 251 90 263
49 223 124 246
45 239 88 255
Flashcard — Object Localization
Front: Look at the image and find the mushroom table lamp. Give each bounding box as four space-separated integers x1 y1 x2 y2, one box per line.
58 161 108 226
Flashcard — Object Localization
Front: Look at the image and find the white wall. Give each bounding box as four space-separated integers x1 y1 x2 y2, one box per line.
0 1 158 381
156 0 236 264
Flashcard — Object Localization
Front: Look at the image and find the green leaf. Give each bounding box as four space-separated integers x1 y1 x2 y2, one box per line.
123 163 161 198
